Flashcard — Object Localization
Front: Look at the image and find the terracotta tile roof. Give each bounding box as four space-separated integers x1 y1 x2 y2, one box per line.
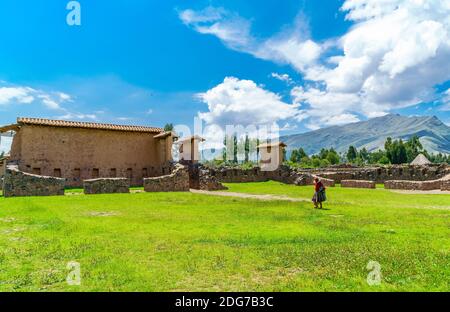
17 117 163 133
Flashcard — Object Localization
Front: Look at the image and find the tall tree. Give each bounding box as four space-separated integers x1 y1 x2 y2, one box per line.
222 136 227 161
233 134 238 163
359 147 369 163
347 146 358 162
244 135 250 162
256 138 260 162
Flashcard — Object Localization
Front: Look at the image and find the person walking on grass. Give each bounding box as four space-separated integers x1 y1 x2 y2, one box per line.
312 177 326 209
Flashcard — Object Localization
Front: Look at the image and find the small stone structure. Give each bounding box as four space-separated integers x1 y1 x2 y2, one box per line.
83 178 130 195
385 173 450 191
144 164 190 192
341 180 376 189
384 179 442 191
2 164 65 197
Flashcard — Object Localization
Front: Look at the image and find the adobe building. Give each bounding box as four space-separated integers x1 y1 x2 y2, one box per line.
177 135 205 164
0 117 177 187
258 141 287 171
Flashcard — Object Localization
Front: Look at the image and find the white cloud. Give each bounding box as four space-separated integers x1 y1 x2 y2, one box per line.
57 113 98 120
271 73 293 84
441 88 450 111
179 8 321 71
0 87 35 105
303 0 450 120
0 83 72 110
182 1 450 129
179 6 253 52
198 77 301 126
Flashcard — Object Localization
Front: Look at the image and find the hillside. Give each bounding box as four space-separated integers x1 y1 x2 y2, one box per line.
281 114 450 155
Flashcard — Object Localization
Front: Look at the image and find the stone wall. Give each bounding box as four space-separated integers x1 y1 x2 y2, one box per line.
2 164 65 197
143 164 190 192
206 165 335 187
441 180 450 191
341 180 376 189
303 164 448 183
83 178 130 195
385 173 450 191
384 179 442 191
198 168 228 191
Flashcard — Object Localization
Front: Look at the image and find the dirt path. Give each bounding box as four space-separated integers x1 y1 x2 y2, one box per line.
190 189 309 202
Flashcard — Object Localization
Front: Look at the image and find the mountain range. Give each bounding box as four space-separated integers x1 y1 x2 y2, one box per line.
281 114 450 155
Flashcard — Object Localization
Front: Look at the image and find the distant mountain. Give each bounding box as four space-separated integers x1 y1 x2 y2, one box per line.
281 114 450 155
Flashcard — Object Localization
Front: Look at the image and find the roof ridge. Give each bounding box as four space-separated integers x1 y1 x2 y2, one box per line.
17 117 163 133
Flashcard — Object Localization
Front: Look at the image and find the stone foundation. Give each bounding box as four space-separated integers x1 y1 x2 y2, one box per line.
143 164 190 192
341 180 376 189
83 178 130 195
2 164 65 197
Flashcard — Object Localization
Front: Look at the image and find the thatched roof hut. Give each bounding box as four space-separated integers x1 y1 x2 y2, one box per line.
410 153 432 165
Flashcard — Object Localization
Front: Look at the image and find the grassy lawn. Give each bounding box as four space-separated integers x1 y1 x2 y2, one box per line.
0 181 448 291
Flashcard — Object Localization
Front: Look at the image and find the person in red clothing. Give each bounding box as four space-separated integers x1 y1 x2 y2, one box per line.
312 177 326 209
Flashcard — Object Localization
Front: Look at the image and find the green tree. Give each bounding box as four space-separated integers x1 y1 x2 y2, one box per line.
290 150 300 163
388 139 407 164
326 148 340 165
233 134 238 163
222 136 227 161
163 123 174 132
244 135 250 162
359 147 369 163
405 135 423 162
256 138 260 162
347 146 358 162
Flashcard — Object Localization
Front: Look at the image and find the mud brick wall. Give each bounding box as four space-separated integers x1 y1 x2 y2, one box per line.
341 180 376 189
143 164 190 192
2 164 65 197
83 178 130 194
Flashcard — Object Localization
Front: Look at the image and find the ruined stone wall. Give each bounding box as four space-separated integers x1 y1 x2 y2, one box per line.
441 180 450 191
385 173 450 191
2 165 65 197
9 125 171 187
384 180 442 191
143 164 190 192
198 168 228 191
302 165 448 183
206 165 335 187
341 180 376 189
84 178 130 195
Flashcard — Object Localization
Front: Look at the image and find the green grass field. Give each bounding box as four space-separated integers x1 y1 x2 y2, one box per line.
0 181 448 292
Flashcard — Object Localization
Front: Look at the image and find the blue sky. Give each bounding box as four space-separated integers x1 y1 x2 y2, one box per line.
0 0 449 144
